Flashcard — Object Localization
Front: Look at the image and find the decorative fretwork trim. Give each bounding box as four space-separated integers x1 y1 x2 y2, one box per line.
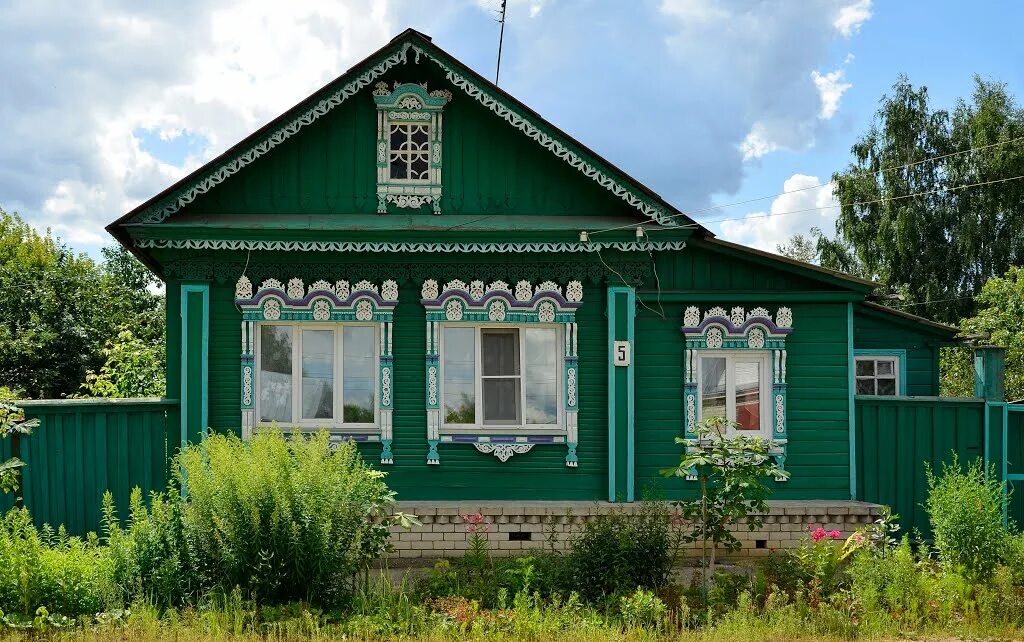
136 238 688 254
423 279 581 467
681 305 793 481
237 276 398 464
127 42 678 227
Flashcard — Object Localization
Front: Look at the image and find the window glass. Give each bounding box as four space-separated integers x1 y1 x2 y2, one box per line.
482 329 521 425
343 326 376 423
388 123 431 182
260 325 292 423
301 329 334 420
700 356 727 421
734 361 761 430
855 357 899 396
524 328 558 425
443 327 476 423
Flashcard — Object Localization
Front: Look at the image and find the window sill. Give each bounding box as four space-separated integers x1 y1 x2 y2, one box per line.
439 426 567 437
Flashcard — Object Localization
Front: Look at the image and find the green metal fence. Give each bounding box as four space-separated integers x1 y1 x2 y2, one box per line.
855 395 987 537
0 398 178 535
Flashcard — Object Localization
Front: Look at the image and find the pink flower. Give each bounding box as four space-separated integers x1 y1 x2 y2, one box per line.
811 527 827 542
828 530 842 540
850 532 866 545
462 512 489 534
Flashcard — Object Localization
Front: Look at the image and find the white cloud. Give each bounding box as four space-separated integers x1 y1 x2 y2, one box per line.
0 0 395 253
740 123 779 161
834 0 872 38
812 69 852 119
718 174 839 252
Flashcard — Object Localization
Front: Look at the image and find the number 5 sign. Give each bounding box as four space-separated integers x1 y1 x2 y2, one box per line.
613 341 631 367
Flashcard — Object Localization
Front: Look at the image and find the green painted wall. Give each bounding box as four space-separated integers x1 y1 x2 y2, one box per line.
633 301 852 500
175 62 639 220
853 307 942 396
159 241 872 502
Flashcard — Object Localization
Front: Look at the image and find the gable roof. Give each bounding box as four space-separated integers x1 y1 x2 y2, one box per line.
107 28 706 250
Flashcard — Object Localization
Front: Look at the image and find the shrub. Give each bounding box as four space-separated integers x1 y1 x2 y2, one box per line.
925 455 1007 579
848 536 927 626
563 501 674 602
619 588 667 630
176 430 406 606
0 508 112 618
103 487 199 608
791 525 866 596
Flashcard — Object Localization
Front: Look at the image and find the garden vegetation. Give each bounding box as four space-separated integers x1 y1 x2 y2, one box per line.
1 416 1024 640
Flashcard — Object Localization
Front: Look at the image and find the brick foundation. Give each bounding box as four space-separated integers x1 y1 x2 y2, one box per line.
385 500 882 562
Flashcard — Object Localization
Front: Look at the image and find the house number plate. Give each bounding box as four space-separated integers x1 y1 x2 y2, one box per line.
613 341 631 367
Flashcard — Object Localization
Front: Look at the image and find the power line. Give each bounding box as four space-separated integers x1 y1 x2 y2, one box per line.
699 172 1024 226
684 134 1024 219
589 135 1024 236
494 1 508 85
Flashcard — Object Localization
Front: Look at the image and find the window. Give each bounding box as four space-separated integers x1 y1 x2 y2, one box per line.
855 355 901 396
257 323 377 429
697 352 770 433
388 123 430 181
441 325 561 430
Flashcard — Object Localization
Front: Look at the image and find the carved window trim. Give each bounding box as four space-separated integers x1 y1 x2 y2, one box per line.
235 275 399 464
421 279 582 466
681 305 793 480
373 82 451 215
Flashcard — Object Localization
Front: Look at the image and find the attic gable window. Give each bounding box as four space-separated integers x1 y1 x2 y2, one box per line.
374 81 451 215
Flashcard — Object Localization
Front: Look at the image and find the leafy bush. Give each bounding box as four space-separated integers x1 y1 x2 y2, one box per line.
926 456 1007 579
0 508 112 618
563 501 674 602
791 526 866 596
177 430 405 606
618 588 667 630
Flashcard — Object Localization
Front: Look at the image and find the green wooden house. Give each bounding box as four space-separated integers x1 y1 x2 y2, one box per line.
105 29 962 533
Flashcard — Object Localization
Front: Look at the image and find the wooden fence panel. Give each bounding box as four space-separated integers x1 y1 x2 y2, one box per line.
1 399 178 536
855 396 986 537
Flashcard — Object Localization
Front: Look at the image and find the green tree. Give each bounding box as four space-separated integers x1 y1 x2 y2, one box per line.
776 228 821 263
941 266 1024 400
79 329 166 398
662 416 787 576
832 76 1024 323
0 207 165 398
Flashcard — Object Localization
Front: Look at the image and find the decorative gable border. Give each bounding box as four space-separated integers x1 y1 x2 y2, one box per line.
127 41 678 228
680 305 793 480
421 279 582 467
235 276 399 464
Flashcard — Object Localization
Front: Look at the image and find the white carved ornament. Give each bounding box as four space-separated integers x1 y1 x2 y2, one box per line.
474 443 534 462
138 238 691 254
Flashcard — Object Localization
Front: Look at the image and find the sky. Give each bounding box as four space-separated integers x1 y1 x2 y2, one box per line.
2 0 1023 258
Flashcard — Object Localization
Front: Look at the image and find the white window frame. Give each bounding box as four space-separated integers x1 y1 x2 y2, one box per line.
439 322 564 434
254 321 379 432
695 350 772 438
854 354 902 396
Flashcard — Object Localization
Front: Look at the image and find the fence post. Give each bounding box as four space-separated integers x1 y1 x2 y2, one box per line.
974 346 1006 402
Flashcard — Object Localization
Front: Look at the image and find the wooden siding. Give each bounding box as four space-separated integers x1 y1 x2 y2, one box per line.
159 242 860 502
853 308 942 396
175 63 640 220
633 301 851 500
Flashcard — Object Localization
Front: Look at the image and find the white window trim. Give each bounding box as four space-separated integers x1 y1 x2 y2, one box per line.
854 354 902 396
695 350 773 438
439 322 565 435
254 321 379 433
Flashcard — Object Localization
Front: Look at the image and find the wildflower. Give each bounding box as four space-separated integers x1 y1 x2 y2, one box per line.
462 512 489 534
828 530 841 540
811 526 827 542
849 532 866 545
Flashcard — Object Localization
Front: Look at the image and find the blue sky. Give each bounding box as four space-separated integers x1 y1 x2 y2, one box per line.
1 0 1022 257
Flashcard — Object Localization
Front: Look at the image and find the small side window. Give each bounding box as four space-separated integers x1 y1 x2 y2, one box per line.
855 356 900 395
